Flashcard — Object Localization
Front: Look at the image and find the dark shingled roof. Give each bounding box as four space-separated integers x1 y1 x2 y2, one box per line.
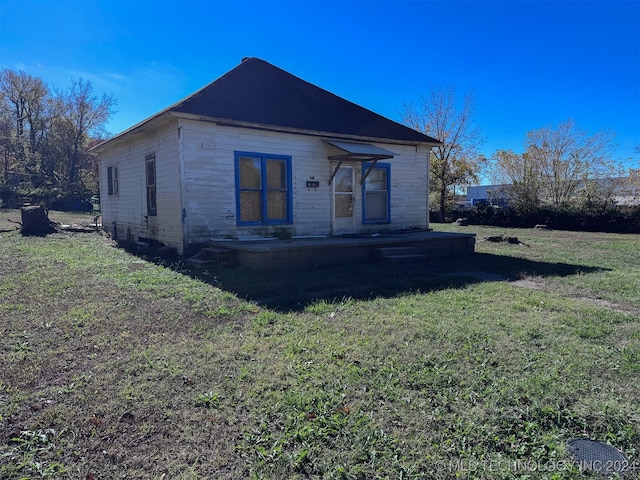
167 57 439 144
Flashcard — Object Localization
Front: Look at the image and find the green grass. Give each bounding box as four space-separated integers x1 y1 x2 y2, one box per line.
1 209 639 479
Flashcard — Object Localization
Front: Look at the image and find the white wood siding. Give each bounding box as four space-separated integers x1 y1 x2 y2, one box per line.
100 117 430 254
98 119 183 252
179 120 429 246
384 143 430 231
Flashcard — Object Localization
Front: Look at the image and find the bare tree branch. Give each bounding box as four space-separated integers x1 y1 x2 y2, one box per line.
402 86 485 221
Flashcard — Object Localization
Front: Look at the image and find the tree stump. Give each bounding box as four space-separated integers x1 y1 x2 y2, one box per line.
21 205 57 236
482 234 530 247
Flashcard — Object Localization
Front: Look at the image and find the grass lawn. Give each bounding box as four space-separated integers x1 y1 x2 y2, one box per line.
1 209 639 479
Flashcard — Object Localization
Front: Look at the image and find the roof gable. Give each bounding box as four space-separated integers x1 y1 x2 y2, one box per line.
172 58 438 144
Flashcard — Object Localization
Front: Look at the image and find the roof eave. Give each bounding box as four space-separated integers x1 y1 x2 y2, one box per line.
91 110 443 154
171 112 443 147
90 110 173 154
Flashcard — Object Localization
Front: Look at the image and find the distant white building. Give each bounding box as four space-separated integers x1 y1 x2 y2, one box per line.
466 184 509 206
467 177 639 208
591 176 640 207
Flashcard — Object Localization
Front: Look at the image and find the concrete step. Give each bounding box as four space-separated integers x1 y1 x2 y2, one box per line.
375 246 417 258
201 246 236 261
184 257 220 269
380 254 426 264
186 247 236 269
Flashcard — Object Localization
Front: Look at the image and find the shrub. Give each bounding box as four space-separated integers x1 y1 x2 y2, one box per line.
458 204 640 233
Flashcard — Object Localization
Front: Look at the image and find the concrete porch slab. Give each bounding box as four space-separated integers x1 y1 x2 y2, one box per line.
209 230 475 271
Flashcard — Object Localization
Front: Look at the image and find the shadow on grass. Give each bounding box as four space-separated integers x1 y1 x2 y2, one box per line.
177 252 608 312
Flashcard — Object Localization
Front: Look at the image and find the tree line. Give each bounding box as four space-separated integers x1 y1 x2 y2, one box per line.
0 69 115 209
402 86 638 223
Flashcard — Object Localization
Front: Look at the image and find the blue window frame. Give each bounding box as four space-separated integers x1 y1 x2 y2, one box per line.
362 163 390 224
235 151 292 225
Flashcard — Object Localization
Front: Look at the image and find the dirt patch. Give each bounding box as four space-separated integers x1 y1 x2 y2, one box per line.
510 278 546 290
572 296 640 316
447 270 511 282
446 271 640 316
511 277 640 315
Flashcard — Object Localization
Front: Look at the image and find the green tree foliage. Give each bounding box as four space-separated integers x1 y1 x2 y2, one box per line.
402 86 485 221
0 69 115 207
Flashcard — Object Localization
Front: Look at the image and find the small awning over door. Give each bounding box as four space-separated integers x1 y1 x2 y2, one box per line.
326 140 395 185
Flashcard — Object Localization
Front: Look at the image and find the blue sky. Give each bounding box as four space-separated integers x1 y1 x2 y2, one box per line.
1 0 639 169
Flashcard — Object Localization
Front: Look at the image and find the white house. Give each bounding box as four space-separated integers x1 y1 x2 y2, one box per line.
92 58 442 255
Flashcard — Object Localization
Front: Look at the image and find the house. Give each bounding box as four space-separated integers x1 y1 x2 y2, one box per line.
92 58 446 258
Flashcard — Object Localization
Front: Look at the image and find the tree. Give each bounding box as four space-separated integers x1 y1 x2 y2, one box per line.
525 119 616 210
0 69 115 207
490 149 542 213
402 86 484 221
0 69 51 183
491 120 621 213
52 78 115 193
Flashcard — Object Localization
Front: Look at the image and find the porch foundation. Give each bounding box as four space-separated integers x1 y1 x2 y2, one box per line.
210 231 475 271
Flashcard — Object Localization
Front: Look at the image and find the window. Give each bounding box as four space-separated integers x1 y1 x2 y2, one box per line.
235 152 292 225
362 163 390 223
145 154 157 216
107 165 118 196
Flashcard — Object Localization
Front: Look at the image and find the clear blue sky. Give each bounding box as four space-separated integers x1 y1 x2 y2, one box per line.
1 0 639 169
